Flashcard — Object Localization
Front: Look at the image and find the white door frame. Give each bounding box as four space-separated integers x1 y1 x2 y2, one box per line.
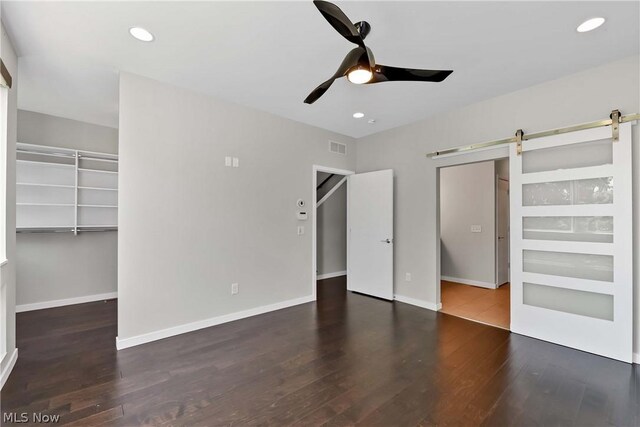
311 165 355 301
433 146 509 308
495 175 510 287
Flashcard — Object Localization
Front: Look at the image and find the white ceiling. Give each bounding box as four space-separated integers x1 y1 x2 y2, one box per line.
3 1 639 137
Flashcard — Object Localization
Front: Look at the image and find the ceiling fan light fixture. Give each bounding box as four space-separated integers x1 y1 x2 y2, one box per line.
347 67 373 84
303 0 453 104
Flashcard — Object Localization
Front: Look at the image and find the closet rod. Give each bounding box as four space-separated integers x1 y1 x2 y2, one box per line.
17 228 75 234
17 227 118 234
16 148 76 159
17 142 118 161
426 111 640 158
78 155 118 163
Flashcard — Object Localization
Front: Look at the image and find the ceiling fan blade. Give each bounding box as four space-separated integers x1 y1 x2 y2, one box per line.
304 47 368 104
304 78 336 104
313 0 365 47
367 65 453 84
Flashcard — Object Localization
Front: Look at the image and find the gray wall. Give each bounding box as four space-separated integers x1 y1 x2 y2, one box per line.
355 55 640 354
1 20 18 381
440 161 495 285
16 111 118 307
317 180 346 276
118 72 356 342
496 158 509 180
18 110 118 153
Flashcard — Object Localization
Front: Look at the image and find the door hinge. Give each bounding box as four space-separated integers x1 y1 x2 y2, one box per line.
611 109 621 142
515 129 524 155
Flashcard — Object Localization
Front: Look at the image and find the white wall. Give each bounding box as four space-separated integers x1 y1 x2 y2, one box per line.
16 111 118 309
317 180 346 276
117 73 356 346
440 161 495 286
355 55 640 355
0 20 18 387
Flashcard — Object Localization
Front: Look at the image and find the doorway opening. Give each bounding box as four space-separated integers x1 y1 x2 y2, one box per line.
439 158 510 329
316 171 348 294
312 166 353 299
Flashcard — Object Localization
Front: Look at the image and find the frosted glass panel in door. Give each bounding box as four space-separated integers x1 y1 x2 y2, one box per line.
522 177 613 206
522 139 612 174
523 250 613 282
523 216 613 243
523 283 613 321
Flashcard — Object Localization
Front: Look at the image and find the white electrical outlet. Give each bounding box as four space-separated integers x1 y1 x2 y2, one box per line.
231 283 239 295
225 156 232 167
405 273 412 282
471 225 482 233
297 226 305 235
232 157 239 168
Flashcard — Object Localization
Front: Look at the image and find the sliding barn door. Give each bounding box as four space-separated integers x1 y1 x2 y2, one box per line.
510 122 633 362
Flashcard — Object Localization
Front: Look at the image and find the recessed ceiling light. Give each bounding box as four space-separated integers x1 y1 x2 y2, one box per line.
353 112 365 119
129 27 154 42
577 17 605 33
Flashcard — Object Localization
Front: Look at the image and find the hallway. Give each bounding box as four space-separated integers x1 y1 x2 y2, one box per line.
441 280 510 329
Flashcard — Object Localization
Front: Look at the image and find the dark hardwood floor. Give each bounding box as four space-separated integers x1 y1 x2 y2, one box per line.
2 276 638 426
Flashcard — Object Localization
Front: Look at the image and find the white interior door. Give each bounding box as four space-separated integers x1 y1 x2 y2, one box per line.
496 178 510 286
510 122 633 362
348 169 394 300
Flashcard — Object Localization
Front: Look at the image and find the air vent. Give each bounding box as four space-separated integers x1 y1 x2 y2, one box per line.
329 140 347 155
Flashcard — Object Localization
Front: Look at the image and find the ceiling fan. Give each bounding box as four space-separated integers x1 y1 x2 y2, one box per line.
304 0 453 104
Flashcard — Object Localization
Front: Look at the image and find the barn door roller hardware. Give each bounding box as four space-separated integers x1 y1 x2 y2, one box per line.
426 109 639 158
610 109 620 141
515 129 523 156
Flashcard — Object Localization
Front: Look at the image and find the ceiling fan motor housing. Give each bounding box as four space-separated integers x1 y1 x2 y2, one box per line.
354 21 371 39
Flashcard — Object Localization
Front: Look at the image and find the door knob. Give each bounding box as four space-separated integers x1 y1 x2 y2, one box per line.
381 238 393 243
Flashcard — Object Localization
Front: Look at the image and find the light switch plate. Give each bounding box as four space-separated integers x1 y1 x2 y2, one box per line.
231 283 239 295
405 273 412 282
225 156 232 167
232 157 239 168
471 225 482 233
297 226 305 235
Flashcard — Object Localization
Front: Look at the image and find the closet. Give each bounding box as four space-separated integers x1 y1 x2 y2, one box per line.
17 142 118 233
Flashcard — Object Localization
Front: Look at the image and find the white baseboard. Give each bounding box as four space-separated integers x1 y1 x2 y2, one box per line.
317 271 347 280
394 294 441 311
116 294 315 350
0 348 18 390
441 276 496 289
16 292 118 313
634 352 640 364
